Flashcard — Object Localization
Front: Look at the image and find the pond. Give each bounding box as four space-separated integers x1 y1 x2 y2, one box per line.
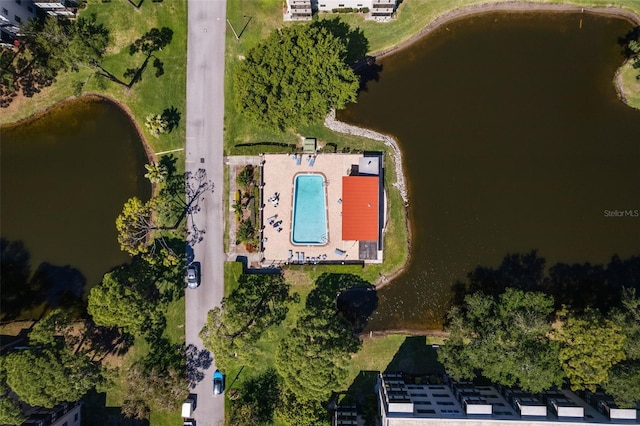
1 96 150 317
338 11 640 330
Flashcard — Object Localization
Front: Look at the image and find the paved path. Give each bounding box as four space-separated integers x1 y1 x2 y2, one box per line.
185 0 226 425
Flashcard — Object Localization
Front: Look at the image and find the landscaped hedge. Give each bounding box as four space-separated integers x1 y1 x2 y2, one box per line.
330 7 369 13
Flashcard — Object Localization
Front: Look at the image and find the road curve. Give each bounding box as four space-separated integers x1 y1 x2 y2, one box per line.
185 0 226 425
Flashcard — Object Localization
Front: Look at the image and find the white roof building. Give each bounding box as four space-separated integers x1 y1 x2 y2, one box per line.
378 373 638 426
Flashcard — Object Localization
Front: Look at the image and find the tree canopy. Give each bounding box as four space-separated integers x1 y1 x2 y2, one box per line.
0 14 109 107
438 288 563 393
87 271 162 335
200 273 297 371
233 23 360 130
555 309 626 392
275 273 364 404
116 163 212 265
276 312 360 402
4 347 100 408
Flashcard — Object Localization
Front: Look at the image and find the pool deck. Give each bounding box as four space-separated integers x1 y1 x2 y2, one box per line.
260 153 364 265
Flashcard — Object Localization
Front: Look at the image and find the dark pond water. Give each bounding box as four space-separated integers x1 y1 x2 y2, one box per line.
338 12 640 330
1 97 150 307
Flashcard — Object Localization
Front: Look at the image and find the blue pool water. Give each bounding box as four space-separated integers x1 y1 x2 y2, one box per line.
292 174 328 245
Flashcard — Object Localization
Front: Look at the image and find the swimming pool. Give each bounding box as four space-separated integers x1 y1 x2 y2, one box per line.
291 174 328 245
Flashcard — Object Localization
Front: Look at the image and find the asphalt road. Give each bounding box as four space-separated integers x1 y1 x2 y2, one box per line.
185 0 227 425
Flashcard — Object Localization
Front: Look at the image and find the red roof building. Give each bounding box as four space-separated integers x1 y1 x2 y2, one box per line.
342 176 379 241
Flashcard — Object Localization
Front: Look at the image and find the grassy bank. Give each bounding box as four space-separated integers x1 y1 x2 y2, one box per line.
0 0 187 158
321 0 640 56
617 59 640 109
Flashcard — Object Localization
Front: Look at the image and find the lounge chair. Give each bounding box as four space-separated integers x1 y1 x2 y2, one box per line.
288 250 293 260
295 252 299 263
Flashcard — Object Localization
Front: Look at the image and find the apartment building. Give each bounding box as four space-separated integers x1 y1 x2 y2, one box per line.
1 0 77 41
378 372 639 425
284 0 397 22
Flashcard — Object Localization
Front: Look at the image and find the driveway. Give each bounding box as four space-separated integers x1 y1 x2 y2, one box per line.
185 0 227 425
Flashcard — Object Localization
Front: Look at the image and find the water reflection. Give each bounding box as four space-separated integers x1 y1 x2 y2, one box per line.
0 96 150 319
338 12 640 330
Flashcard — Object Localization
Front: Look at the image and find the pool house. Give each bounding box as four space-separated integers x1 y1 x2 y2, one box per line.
258 152 385 266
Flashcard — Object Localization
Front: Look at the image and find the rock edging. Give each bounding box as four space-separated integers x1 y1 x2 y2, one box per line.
324 109 408 205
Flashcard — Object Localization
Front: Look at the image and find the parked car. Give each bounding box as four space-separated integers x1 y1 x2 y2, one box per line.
186 263 200 289
213 370 224 396
181 399 194 418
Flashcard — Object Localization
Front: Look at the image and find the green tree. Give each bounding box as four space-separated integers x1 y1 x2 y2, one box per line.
238 369 281 424
236 165 254 189
276 313 360 402
275 387 329 426
88 271 161 335
4 348 100 408
629 39 640 76
234 23 360 130
275 274 364 405
115 197 155 258
144 162 169 183
555 309 626 391
200 274 297 371
145 114 170 137
116 167 213 264
438 289 563 393
236 220 256 244
121 362 187 419
604 360 640 408
0 14 109 107
0 358 26 426
610 288 640 360
602 289 640 407
28 308 76 348
0 396 26 426
226 402 260 426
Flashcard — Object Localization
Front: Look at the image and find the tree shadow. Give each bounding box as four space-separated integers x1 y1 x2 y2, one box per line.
0 238 41 321
353 56 383 93
309 272 372 302
311 18 369 65
159 153 178 176
185 344 213 389
235 368 280 424
342 336 445 423
336 285 378 333
82 389 150 426
617 26 640 58
384 336 444 377
30 262 86 310
161 106 181 133
450 251 640 314
544 255 639 313
89 325 134 361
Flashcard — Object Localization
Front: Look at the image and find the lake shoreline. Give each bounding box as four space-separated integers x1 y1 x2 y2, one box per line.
1 94 157 165
375 2 640 60
328 2 640 291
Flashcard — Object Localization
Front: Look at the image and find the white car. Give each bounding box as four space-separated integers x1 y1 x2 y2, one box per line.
186 264 200 289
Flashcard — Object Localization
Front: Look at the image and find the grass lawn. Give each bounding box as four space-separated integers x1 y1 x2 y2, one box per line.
618 59 640 109
87 297 185 426
322 0 640 56
0 0 187 158
222 265 314 426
